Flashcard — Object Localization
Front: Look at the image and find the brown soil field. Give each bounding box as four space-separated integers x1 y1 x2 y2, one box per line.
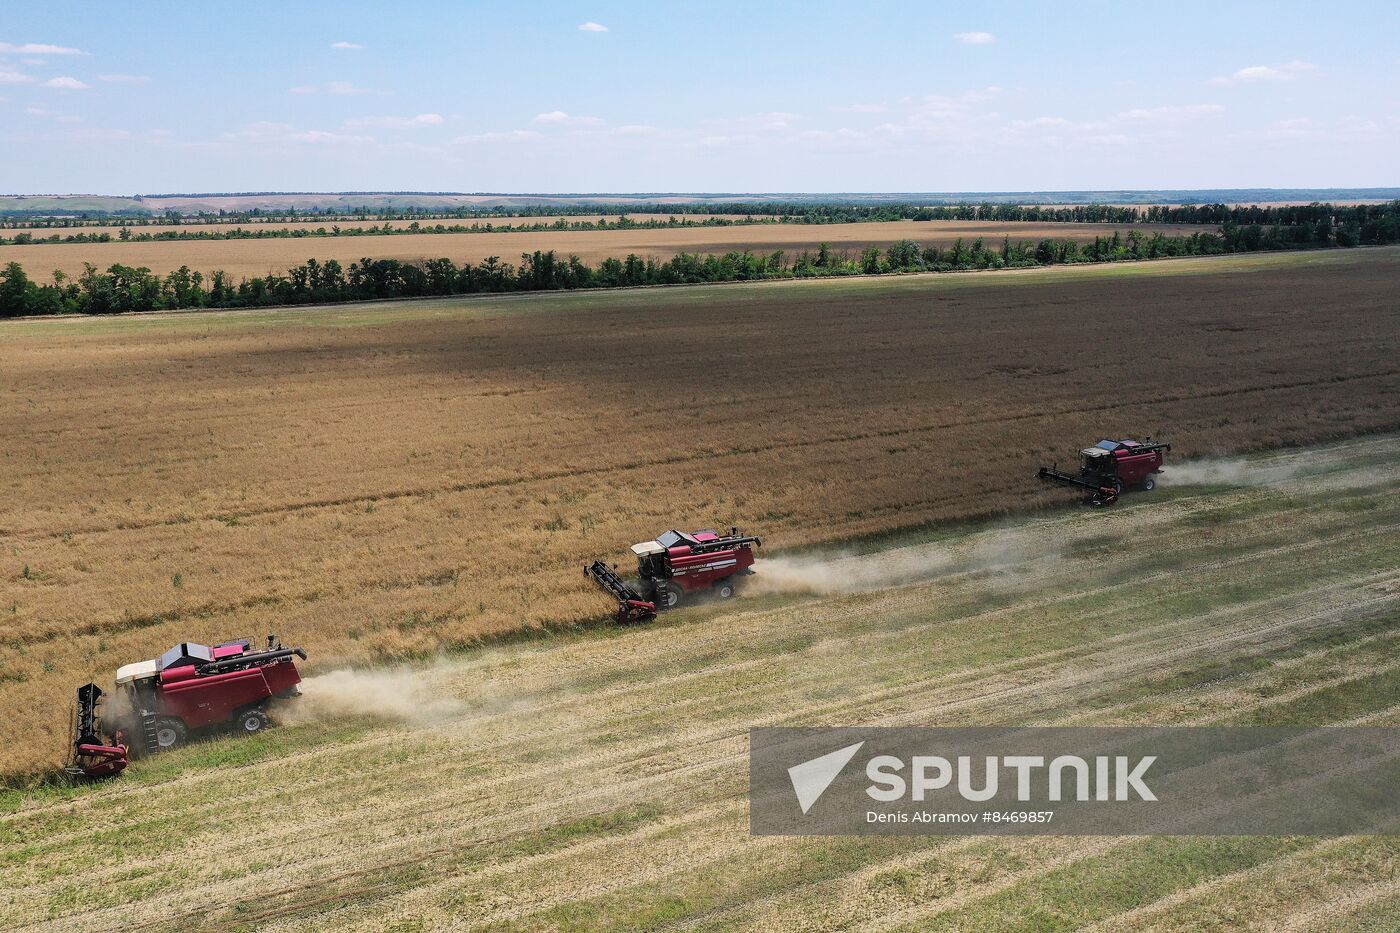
0 213 752 238
0 219 1219 280
1 248 1397 778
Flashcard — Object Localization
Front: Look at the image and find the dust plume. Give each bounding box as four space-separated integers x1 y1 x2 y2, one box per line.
749 546 956 595
277 665 467 725
749 528 1049 597
1164 458 1303 487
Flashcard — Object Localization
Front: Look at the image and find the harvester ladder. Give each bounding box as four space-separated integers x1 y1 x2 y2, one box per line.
140 714 160 755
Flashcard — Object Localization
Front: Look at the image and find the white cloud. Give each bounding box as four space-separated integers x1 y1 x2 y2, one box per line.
828 103 888 114
0 41 86 55
0 69 35 84
1209 61 1315 85
954 32 996 45
1016 116 1071 127
452 129 543 143
345 112 444 128
24 105 80 123
533 110 604 126
331 41 364 49
577 22 608 32
289 80 369 95
1265 117 1312 139
1120 103 1225 120
222 121 372 145
43 76 89 89
290 129 373 144
98 73 152 84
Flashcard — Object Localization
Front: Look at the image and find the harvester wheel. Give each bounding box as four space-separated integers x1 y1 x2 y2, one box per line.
715 580 736 599
153 718 188 750
237 709 269 735
1141 477 1156 491
658 582 685 610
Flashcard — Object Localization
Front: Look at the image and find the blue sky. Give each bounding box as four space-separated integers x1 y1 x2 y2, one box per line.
2 1 1396 193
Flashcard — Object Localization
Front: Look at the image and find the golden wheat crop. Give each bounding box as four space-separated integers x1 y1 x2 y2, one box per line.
0 219 1218 280
1 248 1398 777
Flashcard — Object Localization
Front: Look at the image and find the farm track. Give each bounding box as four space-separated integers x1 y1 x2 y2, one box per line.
3 435 1398 931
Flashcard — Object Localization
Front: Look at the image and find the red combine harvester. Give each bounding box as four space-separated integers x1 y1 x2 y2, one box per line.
1038 437 1170 507
68 634 306 779
585 527 761 623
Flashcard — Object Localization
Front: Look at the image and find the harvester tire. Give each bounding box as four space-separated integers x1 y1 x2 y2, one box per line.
237 709 269 735
658 582 685 610
1142 477 1156 491
715 581 736 599
153 718 188 750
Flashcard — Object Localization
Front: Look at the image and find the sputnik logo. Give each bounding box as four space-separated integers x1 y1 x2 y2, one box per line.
788 741 865 814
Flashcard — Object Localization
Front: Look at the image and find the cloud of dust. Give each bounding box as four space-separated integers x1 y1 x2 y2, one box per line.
749 547 956 595
748 528 1048 597
1163 458 1303 487
277 665 467 725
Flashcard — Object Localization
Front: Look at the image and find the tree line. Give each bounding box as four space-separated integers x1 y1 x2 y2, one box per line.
3 212 1398 318
0 214 765 245
6 199 1398 236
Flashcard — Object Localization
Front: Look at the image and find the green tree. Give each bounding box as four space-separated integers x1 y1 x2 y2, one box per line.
0 261 35 316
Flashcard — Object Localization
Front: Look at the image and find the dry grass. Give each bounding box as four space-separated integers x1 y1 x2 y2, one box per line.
1 248 1398 778
0 219 1219 280
1 433 1397 930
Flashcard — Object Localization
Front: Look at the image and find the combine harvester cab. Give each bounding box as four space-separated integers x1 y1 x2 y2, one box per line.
586 527 761 623
67 634 307 779
1038 437 1170 507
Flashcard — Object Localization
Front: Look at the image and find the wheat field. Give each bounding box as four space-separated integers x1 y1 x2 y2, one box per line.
0 219 1219 279
2 248 1398 778
3 432 1398 930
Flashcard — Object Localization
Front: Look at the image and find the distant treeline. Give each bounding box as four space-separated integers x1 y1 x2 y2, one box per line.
0 214 766 244
4 200 1399 242
3 214 1399 318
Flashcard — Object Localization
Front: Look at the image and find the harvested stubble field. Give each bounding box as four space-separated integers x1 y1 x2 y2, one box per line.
3 434 1399 931
0 219 1219 280
2 248 1399 781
